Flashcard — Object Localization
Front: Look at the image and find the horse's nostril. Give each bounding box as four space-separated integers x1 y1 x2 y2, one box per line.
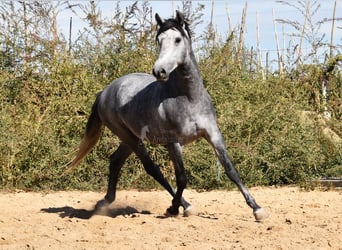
153 67 167 81
160 68 166 78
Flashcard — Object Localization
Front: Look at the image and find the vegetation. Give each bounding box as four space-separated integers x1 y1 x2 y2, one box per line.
0 1 341 191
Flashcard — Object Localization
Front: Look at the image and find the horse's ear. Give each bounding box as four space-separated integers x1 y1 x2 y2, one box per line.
175 10 185 26
155 13 164 26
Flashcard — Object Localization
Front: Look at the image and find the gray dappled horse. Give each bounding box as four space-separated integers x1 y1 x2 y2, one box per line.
69 11 269 221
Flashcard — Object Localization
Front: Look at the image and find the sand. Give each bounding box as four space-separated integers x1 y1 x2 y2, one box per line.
1 186 341 249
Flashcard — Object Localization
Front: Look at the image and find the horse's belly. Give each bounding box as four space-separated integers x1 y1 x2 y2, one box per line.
139 120 200 145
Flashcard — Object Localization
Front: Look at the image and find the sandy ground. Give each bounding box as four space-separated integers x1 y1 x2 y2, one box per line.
0 186 341 250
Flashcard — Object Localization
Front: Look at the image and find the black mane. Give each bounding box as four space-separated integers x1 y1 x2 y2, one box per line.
156 17 192 40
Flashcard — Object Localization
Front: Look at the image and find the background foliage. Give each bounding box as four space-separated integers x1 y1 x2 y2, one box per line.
0 1 341 191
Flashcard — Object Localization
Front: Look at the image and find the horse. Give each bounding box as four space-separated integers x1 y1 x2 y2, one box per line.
68 11 269 221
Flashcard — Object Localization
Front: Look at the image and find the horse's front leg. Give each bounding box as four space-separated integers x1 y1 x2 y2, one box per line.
206 129 269 221
166 142 192 216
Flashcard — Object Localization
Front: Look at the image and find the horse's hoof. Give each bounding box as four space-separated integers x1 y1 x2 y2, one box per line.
95 199 110 211
183 205 193 217
253 207 269 221
165 206 179 217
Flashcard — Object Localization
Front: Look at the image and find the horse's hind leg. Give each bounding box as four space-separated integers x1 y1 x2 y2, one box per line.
105 143 132 202
96 143 132 209
131 141 191 214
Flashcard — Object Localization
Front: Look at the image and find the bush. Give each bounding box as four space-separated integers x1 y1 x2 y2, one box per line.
0 2 341 191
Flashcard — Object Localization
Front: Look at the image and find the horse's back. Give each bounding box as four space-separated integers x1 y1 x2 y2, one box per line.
97 73 158 132
101 72 155 105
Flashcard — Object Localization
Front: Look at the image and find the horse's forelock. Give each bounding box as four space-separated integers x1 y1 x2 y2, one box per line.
156 18 191 41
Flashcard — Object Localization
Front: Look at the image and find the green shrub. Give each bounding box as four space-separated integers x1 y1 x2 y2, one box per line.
1 2 341 191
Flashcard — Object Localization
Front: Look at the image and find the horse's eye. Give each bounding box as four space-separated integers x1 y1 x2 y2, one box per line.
175 37 181 44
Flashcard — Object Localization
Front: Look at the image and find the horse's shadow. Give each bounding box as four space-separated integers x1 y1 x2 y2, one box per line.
41 201 151 220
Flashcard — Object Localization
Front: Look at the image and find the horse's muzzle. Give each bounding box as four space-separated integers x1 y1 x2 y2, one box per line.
153 67 168 82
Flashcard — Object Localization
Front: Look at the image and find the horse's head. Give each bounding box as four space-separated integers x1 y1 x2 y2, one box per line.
153 11 191 82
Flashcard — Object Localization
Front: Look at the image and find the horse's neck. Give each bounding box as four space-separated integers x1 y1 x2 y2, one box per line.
172 51 204 102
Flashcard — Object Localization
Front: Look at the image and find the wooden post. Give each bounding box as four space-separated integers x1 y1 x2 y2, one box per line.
225 2 237 55
238 1 248 69
23 0 29 65
256 11 264 79
225 2 233 34
298 0 310 67
282 23 286 70
272 8 283 75
68 17 73 55
208 0 215 45
330 0 337 57
172 0 174 15
266 51 269 79
322 0 338 119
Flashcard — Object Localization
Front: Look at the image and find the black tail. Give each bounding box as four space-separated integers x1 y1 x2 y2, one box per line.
66 93 103 173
